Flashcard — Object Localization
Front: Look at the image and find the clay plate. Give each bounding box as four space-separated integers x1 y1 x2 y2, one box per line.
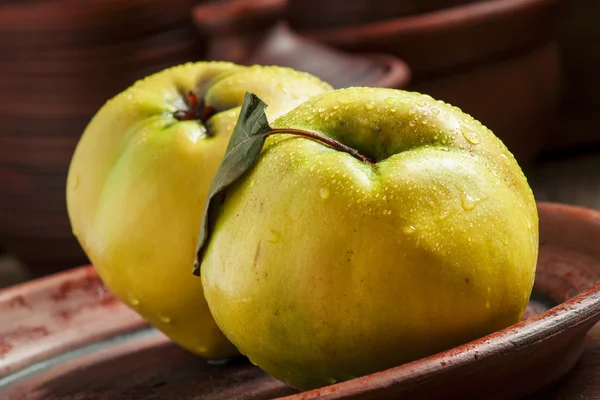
1 202 599 399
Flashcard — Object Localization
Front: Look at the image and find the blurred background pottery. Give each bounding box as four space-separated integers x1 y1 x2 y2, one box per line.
546 0 600 153
0 0 204 276
0 0 206 47
193 3 411 88
408 42 560 166
247 24 411 89
0 0 596 282
193 0 287 64
294 0 561 164
286 0 485 30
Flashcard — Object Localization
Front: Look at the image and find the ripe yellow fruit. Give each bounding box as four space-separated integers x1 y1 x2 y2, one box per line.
201 87 538 386
67 62 332 359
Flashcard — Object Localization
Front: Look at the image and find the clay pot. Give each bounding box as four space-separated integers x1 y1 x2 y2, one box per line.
193 0 287 64
286 0 485 30
410 43 561 165
2 203 600 399
546 0 600 152
0 0 201 47
299 0 558 75
248 24 411 89
299 0 561 163
193 3 411 89
0 0 204 276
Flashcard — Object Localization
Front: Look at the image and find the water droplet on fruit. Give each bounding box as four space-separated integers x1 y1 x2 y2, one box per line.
365 102 375 110
159 315 171 324
500 153 511 166
337 93 353 104
486 300 491 309
461 127 480 145
417 100 426 107
277 82 289 94
250 179 256 187
320 187 330 199
267 229 281 243
409 120 416 127
196 346 209 354
438 211 451 221
460 193 486 211
127 294 140 306
460 193 477 211
385 97 397 106
400 97 411 104
71 175 80 190
403 225 417 234
432 108 440 115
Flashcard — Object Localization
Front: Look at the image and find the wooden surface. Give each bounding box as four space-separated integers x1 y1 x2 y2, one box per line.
543 327 600 399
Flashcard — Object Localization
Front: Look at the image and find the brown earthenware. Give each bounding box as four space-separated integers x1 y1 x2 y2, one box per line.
300 0 559 76
297 0 560 163
408 42 561 165
545 0 600 153
0 25 204 75
193 5 411 90
247 24 411 89
1 202 599 399
193 0 287 64
0 0 205 275
0 0 201 47
286 0 485 31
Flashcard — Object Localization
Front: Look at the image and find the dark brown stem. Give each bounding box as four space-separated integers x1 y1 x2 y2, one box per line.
173 91 217 127
187 91 199 111
268 128 374 165
201 105 216 122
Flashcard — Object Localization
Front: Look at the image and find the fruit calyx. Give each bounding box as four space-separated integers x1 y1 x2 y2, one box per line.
174 91 217 125
269 128 374 165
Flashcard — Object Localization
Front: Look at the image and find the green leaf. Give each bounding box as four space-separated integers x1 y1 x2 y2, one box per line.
193 92 272 275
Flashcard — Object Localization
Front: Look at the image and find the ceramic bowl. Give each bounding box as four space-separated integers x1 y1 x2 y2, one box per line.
0 203 599 399
286 0 484 30
298 0 561 164
247 24 411 89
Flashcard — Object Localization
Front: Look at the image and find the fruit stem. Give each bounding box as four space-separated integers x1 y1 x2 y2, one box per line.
173 91 217 129
268 128 374 165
